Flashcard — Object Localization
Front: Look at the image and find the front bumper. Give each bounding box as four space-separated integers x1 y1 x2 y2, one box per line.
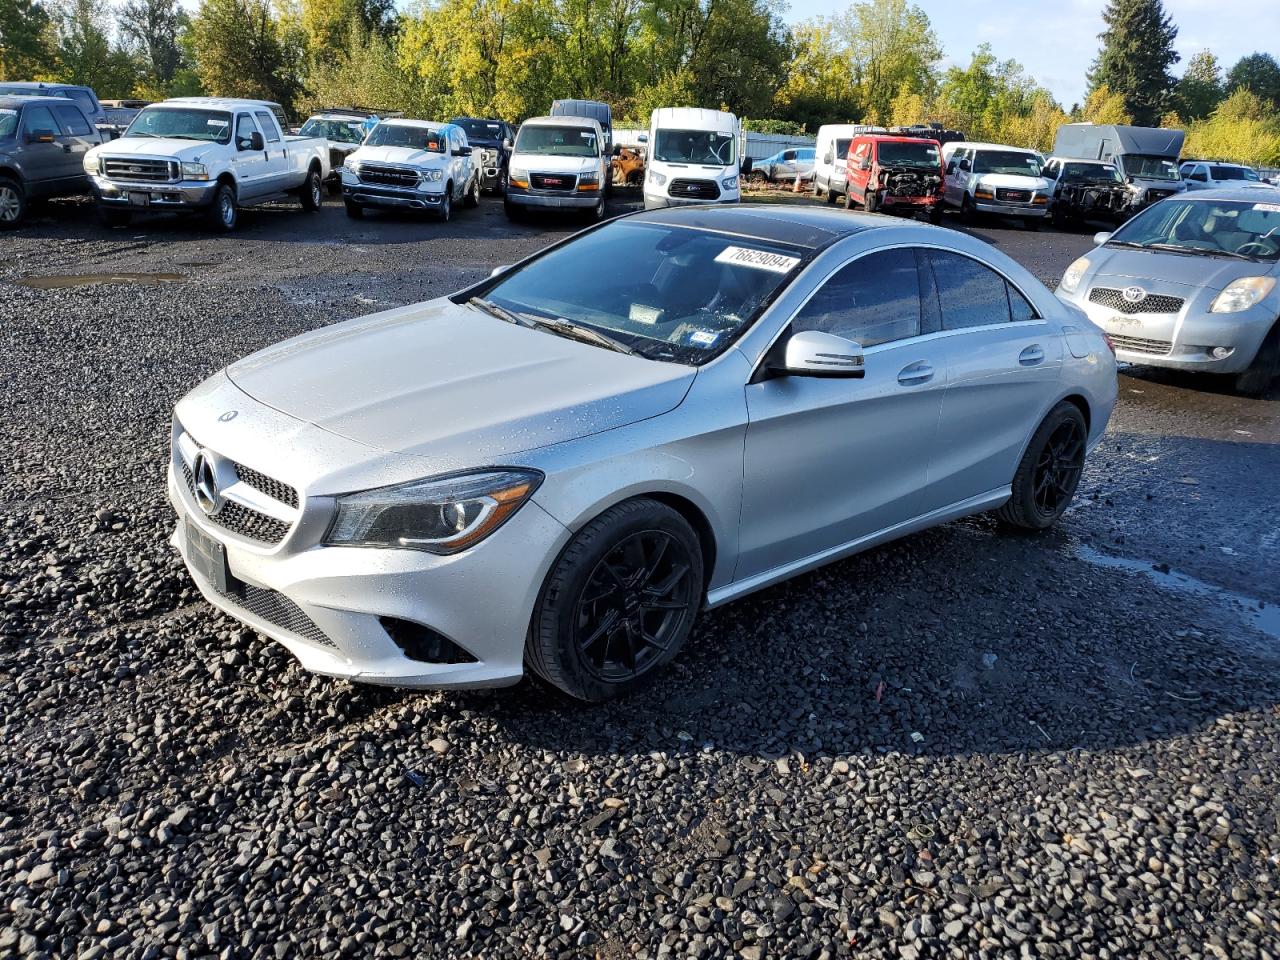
91 176 218 209
341 177 444 211
878 192 942 210
1061 284 1275 374
973 198 1048 218
167 452 571 689
506 185 600 209
643 192 740 210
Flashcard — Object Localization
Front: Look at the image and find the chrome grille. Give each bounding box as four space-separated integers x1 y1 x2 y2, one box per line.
102 157 177 183
358 164 419 187
211 578 334 648
181 462 290 545
1089 287 1185 314
669 178 720 200
235 463 299 509
1109 334 1173 356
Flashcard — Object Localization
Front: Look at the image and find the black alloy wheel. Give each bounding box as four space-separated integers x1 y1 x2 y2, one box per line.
573 530 697 684
997 401 1088 530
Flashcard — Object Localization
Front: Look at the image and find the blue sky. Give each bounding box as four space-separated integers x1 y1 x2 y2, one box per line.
780 0 1280 109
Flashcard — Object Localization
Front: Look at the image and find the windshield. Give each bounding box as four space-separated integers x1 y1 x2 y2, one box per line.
653 129 736 165
1061 162 1123 184
0 109 16 138
366 123 444 150
1123 154 1180 180
1211 165 1259 181
125 107 231 143
515 124 598 157
479 221 803 364
877 141 939 168
1109 198 1280 261
454 118 502 142
973 150 1041 176
300 118 364 144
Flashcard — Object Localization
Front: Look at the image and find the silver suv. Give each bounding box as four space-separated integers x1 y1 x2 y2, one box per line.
1180 160 1264 190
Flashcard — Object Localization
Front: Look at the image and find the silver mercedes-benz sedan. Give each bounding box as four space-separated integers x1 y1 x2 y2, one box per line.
1055 185 1280 395
170 205 1117 701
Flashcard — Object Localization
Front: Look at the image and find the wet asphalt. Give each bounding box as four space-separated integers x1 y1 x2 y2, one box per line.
2 190 1278 958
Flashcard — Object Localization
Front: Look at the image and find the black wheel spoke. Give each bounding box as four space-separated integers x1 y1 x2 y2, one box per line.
1030 418 1085 518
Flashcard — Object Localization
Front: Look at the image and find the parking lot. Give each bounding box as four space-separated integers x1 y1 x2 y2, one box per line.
2 191 1278 959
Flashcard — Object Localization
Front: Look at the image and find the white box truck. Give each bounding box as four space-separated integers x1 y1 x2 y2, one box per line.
642 108 749 210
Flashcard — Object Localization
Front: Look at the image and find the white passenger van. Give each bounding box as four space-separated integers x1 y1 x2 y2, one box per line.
642 108 747 210
813 123 884 203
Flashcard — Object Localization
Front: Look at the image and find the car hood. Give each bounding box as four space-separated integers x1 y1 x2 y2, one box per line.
225 298 695 466
1088 246 1276 291
511 153 597 174
351 145 448 167
975 173 1050 190
93 137 219 160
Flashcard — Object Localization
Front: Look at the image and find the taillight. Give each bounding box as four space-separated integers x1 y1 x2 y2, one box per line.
1102 332 1117 355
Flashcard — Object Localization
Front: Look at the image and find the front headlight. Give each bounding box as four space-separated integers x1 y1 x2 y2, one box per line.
1059 256 1091 294
325 469 542 554
419 168 443 183
578 171 599 185
508 167 529 187
649 170 667 187
1209 277 1276 313
345 159 362 176
83 153 99 175
181 161 208 181
722 176 738 190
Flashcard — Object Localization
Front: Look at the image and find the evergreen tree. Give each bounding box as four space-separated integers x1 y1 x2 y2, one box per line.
1088 0 1179 126
1175 50 1222 121
1226 53 1280 109
0 0 55 80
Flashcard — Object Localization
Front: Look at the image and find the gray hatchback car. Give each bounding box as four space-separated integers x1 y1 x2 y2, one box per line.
1055 186 1280 394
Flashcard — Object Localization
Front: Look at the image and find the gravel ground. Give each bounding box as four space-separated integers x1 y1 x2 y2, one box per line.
2 195 1278 959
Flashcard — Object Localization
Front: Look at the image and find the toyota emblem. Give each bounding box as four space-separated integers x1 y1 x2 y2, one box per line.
1122 286 1148 304
192 450 223 516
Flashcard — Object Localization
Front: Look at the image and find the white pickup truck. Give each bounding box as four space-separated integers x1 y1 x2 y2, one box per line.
84 97 330 230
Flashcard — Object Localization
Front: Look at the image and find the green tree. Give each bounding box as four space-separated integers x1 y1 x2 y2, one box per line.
772 18 859 129
120 0 187 93
1088 0 1179 126
1080 83 1133 124
933 44 1039 140
299 0 390 63
1184 88 1280 166
1225 52 1280 108
53 0 140 96
834 0 938 123
0 0 55 80
302 16 417 112
1175 49 1223 121
188 0 300 109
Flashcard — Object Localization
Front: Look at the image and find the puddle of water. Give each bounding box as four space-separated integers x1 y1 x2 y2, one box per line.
1076 544 1280 642
17 272 186 289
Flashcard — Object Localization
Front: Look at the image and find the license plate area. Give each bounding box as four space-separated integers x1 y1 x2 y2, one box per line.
185 520 236 594
129 192 151 207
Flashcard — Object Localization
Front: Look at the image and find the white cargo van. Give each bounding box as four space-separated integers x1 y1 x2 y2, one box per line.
642 108 747 210
813 123 884 203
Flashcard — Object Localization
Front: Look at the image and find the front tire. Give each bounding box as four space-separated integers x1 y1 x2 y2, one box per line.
463 175 480 208
0 176 27 228
997 401 1088 530
960 193 976 223
344 200 364 219
526 499 704 702
205 183 237 231
1236 323 1280 396
864 189 878 214
300 167 323 211
584 193 606 222
438 185 452 222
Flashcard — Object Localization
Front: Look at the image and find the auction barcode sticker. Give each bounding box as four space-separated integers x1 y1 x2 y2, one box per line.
1252 202 1280 213
715 246 801 274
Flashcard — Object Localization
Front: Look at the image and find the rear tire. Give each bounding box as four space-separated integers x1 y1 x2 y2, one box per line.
526 499 704 702
344 200 364 219
205 183 237 231
1236 323 1280 396
0 176 27 228
997 401 1088 530
300 167 323 211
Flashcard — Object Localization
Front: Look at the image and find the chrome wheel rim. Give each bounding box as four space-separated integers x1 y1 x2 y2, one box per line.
0 186 20 222
574 530 696 683
310 176 321 206
1032 419 1085 517
219 193 234 226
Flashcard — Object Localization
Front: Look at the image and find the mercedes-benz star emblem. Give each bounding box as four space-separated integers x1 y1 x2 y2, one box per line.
1122 286 1148 304
192 451 223 516
218 410 238 422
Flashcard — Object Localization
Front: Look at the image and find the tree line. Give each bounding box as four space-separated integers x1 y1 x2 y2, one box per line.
2 0 1279 164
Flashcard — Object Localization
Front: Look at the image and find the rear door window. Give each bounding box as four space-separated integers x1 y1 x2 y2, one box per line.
254 111 281 142
927 250 1038 328
792 248 922 347
53 104 92 136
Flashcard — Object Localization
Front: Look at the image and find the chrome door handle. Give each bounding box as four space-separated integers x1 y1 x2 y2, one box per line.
898 362 934 385
1019 345 1045 366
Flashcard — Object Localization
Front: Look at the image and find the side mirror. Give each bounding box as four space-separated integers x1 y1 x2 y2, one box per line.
242 130 264 151
740 156 753 176
859 159 872 171
502 138 513 150
823 152 833 164
28 129 57 144
489 264 511 278
778 330 865 378
959 158 971 172
945 161 957 175
1093 231 1112 246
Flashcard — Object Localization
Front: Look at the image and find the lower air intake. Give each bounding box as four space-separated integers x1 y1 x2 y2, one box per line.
380 617 477 664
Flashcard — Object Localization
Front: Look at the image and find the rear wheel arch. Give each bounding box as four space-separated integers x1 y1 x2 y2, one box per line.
1060 393 1091 434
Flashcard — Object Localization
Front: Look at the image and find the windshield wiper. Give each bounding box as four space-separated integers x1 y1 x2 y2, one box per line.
469 298 636 355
